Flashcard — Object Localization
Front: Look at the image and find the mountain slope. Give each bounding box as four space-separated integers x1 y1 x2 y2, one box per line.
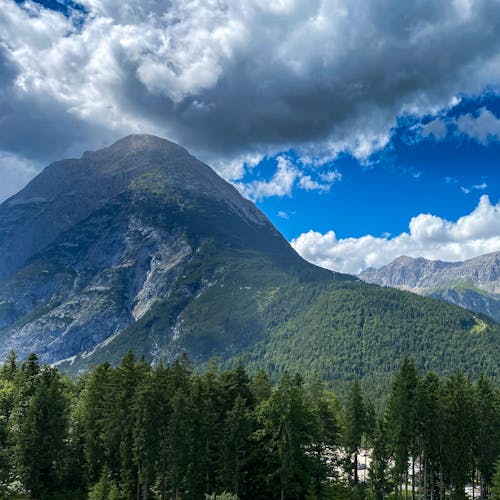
0 135 498 392
359 253 500 322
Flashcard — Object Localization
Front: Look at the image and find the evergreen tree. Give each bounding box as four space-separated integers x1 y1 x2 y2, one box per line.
0 351 498 500
251 369 272 403
0 365 16 496
415 372 441 499
81 363 116 482
220 394 253 497
474 374 500 497
187 368 222 498
307 375 339 495
113 351 148 498
441 372 475 499
0 351 17 381
169 388 193 499
385 358 419 498
492 459 500 500
133 370 162 500
261 371 315 500
369 417 392 500
344 378 366 485
16 367 69 499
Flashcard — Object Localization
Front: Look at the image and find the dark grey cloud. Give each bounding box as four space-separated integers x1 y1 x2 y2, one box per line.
1 0 500 190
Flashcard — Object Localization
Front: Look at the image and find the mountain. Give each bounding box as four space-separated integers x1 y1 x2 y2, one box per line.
359 253 500 322
0 135 498 393
0 135 344 364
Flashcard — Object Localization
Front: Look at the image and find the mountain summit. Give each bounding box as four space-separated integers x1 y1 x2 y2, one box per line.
0 134 276 281
0 135 338 365
0 136 497 390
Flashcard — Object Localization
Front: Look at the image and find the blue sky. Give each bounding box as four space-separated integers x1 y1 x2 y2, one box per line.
261 95 500 240
1 0 499 273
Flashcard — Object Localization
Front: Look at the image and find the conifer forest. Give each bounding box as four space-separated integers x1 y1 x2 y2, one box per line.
0 352 499 500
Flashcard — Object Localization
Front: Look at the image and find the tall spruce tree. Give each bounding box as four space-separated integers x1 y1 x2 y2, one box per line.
474 374 500 497
385 358 419 498
442 373 475 499
16 367 69 499
369 417 392 500
344 378 366 486
261 371 315 500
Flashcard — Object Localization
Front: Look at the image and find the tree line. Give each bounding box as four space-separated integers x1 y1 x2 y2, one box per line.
0 352 499 499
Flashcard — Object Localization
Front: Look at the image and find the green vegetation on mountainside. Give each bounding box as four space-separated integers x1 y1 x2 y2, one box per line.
66 247 499 399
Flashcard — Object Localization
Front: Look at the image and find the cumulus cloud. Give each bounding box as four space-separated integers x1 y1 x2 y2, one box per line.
1 0 500 182
455 108 500 144
291 195 500 274
421 107 500 145
237 156 341 200
238 156 299 200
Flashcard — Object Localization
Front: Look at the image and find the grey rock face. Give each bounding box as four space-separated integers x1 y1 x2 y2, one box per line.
0 135 266 282
359 252 500 322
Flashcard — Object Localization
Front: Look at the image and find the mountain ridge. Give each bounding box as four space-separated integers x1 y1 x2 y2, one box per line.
359 252 500 322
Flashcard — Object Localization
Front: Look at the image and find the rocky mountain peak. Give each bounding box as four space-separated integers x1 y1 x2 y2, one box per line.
0 135 339 365
0 135 267 281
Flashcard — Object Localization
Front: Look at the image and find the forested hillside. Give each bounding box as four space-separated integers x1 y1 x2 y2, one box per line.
1 352 499 499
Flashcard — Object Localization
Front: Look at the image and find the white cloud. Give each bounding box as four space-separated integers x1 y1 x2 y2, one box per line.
455 108 500 144
291 195 500 274
237 156 341 200
422 117 448 140
298 175 330 192
461 182 488 194
277 210 289 219
1 0 500 171
238 156 298 200
421 108 500 146
210 152 264 181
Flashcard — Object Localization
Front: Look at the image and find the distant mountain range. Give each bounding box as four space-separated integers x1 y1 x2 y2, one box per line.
359 253 500 323
0 135 497 393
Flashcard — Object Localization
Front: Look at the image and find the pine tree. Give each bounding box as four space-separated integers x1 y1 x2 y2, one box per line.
220 395 253 497
0 351 17 381
415 372 441 499
307 375 339 496
115 351 146 498
0 360 16 496
169 388 193 499
492 459 500 500
81 363 116 482
442 373 475 499
187 369 222 498
133 370 162 500
474 374 500 498
369 417 392 500
16 367 69 499
261 371 315 500
344 378 366 485
251 369 272 403
385 358 419 498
